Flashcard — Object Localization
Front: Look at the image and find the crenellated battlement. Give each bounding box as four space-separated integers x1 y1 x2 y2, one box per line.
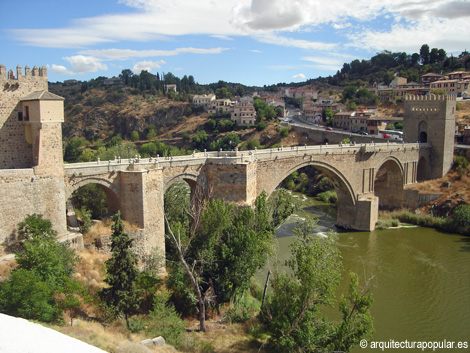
0 63 47 82
404 94 456 101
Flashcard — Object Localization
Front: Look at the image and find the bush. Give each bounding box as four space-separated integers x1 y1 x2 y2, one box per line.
453 205 470 228
130 130 140 142
279 126 290 138
256 121 267 131
316 190 338 204
454 155 469 175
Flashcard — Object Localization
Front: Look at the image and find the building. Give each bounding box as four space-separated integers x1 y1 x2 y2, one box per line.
192 94 215 109
165 84 177 93
104 77 122 86
208 98 232 115
421 73 444 87
231 98 256 126
366 117 403 135
430 77 470 97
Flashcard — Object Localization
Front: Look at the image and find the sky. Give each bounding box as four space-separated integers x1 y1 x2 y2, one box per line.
1 0 469 87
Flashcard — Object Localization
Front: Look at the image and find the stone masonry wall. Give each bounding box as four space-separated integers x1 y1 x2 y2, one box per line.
0 64 48 169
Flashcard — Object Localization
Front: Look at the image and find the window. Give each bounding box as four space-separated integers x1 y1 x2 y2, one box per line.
25 106 30 121
18 111 23 121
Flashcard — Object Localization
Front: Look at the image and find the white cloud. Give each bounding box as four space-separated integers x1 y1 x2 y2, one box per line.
211 35 234 41
350 17 470 53
293 73 306 80
132 60 166 73
49 64 74 75
62 55 108 74
79 47 229 60
255 33 337 51
173 67 185 71
6 0 470 62
251 49 262 53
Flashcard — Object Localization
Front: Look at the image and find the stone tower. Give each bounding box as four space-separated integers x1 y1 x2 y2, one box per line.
0 64 66 244
403 94 456 179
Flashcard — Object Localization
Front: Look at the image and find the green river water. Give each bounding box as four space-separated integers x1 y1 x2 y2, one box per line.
269 193 470 352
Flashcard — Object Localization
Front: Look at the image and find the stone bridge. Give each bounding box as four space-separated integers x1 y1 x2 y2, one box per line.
64 142 430 257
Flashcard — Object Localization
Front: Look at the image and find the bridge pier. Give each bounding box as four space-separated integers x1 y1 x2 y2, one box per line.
336 194 379 231
120 169 165 260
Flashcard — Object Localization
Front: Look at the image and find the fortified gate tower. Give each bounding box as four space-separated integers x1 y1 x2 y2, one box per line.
0 64 67 244
403 94 456 179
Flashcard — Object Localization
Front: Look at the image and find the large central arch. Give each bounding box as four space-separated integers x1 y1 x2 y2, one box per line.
261 160 357 229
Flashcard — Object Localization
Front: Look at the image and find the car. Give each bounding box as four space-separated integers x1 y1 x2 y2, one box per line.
325 127 333 131
359 131 368 135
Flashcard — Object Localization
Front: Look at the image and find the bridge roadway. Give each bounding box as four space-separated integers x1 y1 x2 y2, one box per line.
64 141 428 258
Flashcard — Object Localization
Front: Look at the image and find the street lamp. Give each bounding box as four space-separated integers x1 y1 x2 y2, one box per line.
127 145 130 159
118 144 121 159
292 134 295 146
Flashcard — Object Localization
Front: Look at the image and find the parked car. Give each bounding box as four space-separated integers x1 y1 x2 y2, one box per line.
359 131 368 135
325 127 333 131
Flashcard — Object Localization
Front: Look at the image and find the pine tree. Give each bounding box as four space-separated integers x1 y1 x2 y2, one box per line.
100 212 141 328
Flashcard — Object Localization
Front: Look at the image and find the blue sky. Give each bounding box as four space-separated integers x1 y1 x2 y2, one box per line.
1 0 469 86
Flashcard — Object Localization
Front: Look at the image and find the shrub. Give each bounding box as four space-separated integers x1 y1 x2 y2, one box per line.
317 190 338 204
256 121 267 131
454 155 469 175
453 204 470 228
279 126 290 138
130 130 140 142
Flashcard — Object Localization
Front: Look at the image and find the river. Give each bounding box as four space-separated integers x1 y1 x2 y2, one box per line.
270 192 470 351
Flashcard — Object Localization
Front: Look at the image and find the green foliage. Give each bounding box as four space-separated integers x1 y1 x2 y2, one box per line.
17 213 57 241
100 212 141 327
64 137 86 163
0 269 61 322
130 130 140 142
394 122 403 130
0 216 82 324
396 211 458 233
191 130 208 150
454 155 469 175
209 132 240 151
317 190 338 204
79 207 93 233
256 121 267 131
261 222 374 352
331 273 374 352
73 184 108 219
165 190 296 317
279 126 290 138
341 138 351 144
453 205 470 228
386 123 396 130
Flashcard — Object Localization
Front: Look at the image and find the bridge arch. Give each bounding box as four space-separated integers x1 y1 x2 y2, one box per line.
374 157 404 209
164 173 201 193
268 161 356 204
262 160 357 229
417 156 430 182
66 177 121 216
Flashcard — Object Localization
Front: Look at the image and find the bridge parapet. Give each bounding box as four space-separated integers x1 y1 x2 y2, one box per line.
64 142 425 176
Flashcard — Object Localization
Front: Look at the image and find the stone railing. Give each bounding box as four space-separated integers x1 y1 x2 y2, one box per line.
63 141 427 176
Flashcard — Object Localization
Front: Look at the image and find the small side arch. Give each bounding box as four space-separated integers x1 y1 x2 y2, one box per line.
66 177 121 215
164 173 201 193
374 157 405 209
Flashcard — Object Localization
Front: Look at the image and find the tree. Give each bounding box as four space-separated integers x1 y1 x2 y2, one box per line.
17 213 57 241
64 137 85 163
130 130 140 142
0 215 82 324
165 187 295 332
261 221 374 352
420 44 430 65
100 212 141 328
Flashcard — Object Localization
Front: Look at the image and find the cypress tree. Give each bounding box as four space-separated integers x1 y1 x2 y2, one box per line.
100 212 141 328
